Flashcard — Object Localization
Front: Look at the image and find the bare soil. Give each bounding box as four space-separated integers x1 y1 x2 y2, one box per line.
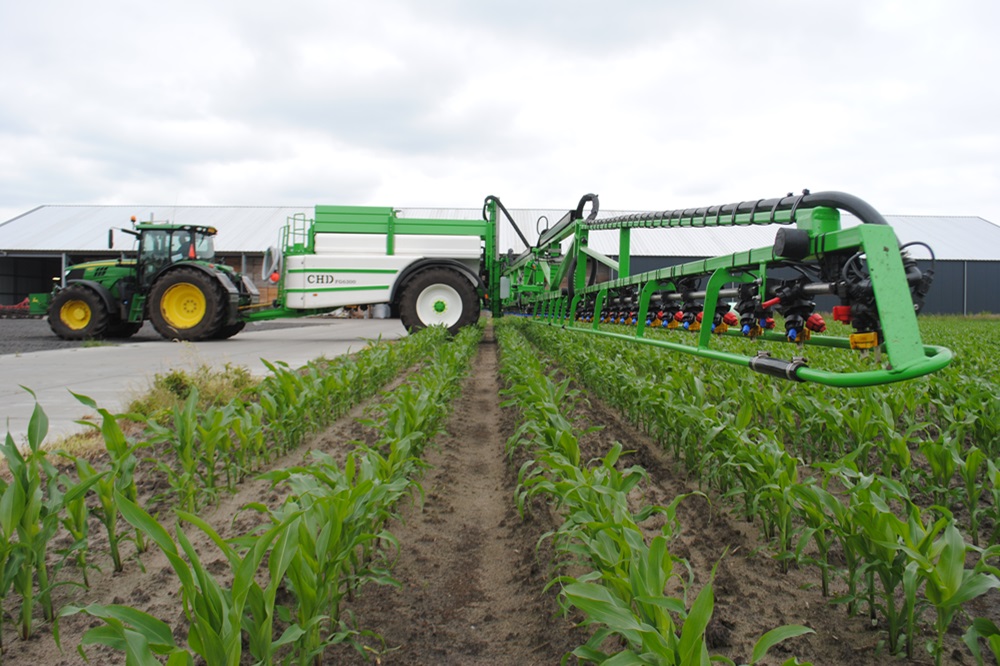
2 327 995 665
326 326 588 665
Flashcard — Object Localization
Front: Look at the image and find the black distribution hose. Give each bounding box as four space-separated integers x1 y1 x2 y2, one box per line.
575 193 600 222
899 241 937 272
566 255 577 302
483 195 531 250
565 255 599 303
795 191 889 225
590 190 890 229
536 193 601 249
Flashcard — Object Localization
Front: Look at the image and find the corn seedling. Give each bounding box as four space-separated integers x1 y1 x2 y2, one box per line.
918 435 961 511
908 523 1000 666
143 388 203 511
0 459 29 654
958 446 987 547
71 392 149 565
52 466 99 588
62 491 302 666
791 482 837 597
1 394 102 639
963 617 1000 666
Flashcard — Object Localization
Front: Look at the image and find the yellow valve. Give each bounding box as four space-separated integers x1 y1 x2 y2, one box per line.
790 329 812 343
850 332 880 350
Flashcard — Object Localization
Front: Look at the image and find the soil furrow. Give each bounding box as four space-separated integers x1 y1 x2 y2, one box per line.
331 327 585 665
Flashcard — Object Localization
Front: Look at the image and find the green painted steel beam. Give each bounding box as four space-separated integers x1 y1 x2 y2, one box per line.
530 320 952 387
579 244 619 271
618 227 631 278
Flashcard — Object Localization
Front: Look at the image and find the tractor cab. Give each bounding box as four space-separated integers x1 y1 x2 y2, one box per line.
136 224 218 286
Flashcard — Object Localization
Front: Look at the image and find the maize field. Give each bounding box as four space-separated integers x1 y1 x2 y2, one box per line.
1 315 1000 665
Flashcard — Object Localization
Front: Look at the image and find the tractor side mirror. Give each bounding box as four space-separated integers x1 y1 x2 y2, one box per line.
108 229 114 249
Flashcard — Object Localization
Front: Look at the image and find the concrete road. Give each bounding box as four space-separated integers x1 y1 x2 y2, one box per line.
1 318 408 444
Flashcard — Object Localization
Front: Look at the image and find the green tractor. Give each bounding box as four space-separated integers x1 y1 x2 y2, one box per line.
41 218 258 341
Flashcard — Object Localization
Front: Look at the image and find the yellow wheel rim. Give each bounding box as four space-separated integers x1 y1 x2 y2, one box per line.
160 283 206 329
60 299 92 330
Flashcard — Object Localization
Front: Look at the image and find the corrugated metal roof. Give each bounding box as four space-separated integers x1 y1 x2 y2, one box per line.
0 205 313 254
840 214 1000 262
582 212 1000 262
2 205 998 262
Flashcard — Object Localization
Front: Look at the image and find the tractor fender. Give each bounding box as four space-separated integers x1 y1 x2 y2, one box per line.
63 279 119 318
390 259 485 304
154 263 240 295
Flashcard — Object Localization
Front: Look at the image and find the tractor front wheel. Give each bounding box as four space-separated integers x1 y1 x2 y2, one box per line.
398 268 479 335
149 268 226 341
48 285 110 340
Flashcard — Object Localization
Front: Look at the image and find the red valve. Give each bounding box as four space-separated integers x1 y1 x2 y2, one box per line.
722 312 738 326
762 317 776 329
696 311 704 322
832 305 852 324
674 311 685 321
806 313 827 333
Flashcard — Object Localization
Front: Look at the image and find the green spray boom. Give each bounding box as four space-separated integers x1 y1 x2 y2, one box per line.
487 190 952 387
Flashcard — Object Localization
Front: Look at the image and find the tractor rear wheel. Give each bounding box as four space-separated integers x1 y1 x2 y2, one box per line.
149 267 226 341
398 267 479 335
49 285 110 340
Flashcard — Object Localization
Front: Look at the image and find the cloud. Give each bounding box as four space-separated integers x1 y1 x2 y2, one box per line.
0 0 998 227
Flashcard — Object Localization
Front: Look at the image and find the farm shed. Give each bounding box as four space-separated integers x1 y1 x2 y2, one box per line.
1 204 998 315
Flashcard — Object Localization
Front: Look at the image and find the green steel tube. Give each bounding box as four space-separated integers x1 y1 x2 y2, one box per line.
533 320 952 388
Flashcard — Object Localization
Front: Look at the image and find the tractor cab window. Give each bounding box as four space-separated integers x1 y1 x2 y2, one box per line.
139 229 172 282
138 229 216 284
170 230 215 262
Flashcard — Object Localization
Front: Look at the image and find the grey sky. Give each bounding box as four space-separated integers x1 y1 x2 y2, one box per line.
1 0 998 227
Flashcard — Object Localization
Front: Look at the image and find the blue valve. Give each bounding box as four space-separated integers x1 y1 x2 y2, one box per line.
787 328 798 341
742 324 751 336
683 321 690 330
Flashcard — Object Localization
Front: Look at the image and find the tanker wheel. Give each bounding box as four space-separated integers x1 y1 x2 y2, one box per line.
48 285 110 340
213 320 246 339
398 267 479 335
149 267 226 341
106 320 143 339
